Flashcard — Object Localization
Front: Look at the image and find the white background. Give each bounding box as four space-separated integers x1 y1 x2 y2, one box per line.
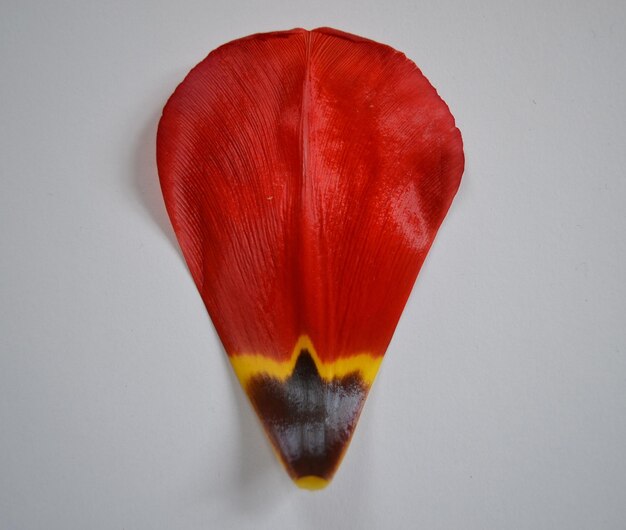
1 1 625 528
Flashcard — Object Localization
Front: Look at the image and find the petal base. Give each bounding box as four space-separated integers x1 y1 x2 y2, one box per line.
242 344 374 484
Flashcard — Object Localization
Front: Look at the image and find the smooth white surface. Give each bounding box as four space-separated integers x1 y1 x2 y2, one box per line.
1 1 625 528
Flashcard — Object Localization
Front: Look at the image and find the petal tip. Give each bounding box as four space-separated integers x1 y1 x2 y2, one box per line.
294 475 330 491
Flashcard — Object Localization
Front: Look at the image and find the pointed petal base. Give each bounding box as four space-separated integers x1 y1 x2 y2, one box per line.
245 350 369 485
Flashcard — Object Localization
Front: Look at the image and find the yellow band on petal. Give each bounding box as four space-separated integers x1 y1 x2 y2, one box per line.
229 335 383 387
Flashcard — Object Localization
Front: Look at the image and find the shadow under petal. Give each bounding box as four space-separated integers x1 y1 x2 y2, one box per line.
134 109 183 259
218 349 293 516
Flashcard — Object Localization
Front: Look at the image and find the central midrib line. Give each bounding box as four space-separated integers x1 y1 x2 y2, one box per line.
296 31 332 350
295 31 314 336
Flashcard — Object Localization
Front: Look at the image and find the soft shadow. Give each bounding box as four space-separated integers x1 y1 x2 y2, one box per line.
347 385 378 525
134 110 182 258
216 348 293 516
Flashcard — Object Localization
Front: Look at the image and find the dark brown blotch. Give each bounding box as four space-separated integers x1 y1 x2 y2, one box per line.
246 349 368 481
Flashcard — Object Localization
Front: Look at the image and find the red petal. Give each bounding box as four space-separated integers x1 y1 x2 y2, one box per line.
157 27 463 487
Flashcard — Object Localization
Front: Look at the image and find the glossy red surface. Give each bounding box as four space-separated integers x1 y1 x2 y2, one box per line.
157 27 464 365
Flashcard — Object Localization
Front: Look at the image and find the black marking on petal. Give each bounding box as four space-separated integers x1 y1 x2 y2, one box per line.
246 349 368 480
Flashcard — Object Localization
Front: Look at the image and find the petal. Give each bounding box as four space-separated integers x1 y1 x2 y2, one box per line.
157 27 463 487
